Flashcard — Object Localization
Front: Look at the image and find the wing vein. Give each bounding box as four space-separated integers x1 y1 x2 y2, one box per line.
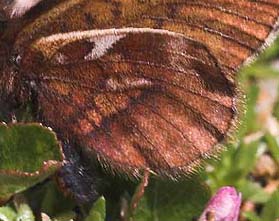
143 15 258 51
163 1 275 27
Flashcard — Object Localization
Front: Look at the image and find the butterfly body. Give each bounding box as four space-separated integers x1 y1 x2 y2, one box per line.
1 0 279 182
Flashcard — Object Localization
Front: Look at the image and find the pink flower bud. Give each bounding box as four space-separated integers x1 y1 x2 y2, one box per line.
199 186 242 221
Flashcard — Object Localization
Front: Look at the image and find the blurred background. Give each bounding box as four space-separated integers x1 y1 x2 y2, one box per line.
204 36 279 221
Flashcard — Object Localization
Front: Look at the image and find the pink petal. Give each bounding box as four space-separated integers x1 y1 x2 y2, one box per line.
199 186 242 221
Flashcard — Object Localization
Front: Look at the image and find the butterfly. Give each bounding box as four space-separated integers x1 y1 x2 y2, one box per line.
0 0 279 202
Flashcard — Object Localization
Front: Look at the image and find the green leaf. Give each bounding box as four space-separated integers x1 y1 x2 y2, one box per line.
257 37 279 61
0 123 63 202
261 191 279 221
85 197 106 221
206 145 237 191
133 177 210 221
0 204 35 221
242 211 261 221
238 180 270 203
207 141 259 191
264 133 279 166
273 86 279 121
40 181 75 218
0 207 16 221
230 141 259 180
52 212 76 221
237 84 260 137
15 204 35 221
241 64 279 79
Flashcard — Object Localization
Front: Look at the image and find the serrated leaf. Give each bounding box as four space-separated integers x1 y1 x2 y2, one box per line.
0 123 63 202
133 177 210 221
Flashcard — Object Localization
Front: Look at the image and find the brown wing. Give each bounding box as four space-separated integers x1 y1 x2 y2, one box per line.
17 1 279 178
15 0 279 76
20 29 234 178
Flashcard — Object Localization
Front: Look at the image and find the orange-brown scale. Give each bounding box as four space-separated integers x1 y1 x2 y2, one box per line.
78 119 94 134
178 0 279 25
86 109 103 127
48 82 72 96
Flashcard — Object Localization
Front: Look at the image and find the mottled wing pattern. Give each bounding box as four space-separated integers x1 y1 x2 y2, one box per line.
134 0 279 77
15 0 279 75
21 29 234 177
18 0 279 178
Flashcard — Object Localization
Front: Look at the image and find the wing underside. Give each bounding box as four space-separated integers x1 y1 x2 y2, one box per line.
18 0 279 178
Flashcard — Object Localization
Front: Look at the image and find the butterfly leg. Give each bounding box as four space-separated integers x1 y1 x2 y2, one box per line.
120 169 150 220
56 141 102 204
130 169 150 211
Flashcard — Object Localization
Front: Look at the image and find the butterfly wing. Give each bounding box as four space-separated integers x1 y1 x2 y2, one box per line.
0 0 43 20
15 0 279 75
18 1 279 178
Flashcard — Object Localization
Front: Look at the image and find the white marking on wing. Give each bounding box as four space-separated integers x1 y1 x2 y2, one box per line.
8 0 43 18
106 77 153 91
84 34 126 61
